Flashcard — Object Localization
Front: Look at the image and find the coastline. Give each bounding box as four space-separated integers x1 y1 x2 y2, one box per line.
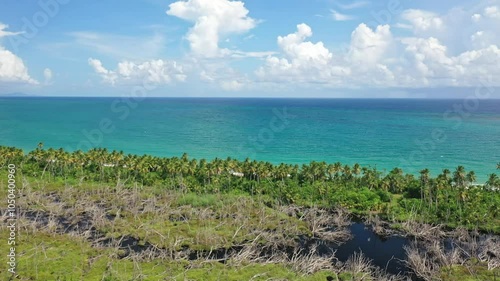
2 98 499 183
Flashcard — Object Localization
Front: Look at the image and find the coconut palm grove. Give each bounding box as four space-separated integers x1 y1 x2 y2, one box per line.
2 0 500 279
1 144 499 280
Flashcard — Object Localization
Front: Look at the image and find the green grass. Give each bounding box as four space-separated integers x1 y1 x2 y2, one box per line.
98 192 310 250
175 193 220 208
440 264 500 281
1 170 498 281
0 230 104 280
0 230 337 281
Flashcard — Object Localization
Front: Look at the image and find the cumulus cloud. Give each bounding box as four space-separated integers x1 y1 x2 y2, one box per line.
88 58 116 84
88 58 186 86
401 10 444 34
257 23 395 86
400 37 458 86
0 24 37 84
257 24 344 84
0 48 38 84
455 45 500 81
348 24 392 66
256 14 500 89
166 0 257 57
277 24 332 64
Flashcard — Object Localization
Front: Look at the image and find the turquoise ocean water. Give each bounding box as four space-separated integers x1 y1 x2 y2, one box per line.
0 97 499 182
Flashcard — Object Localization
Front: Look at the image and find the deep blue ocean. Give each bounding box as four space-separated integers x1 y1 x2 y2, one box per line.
1 97 499 182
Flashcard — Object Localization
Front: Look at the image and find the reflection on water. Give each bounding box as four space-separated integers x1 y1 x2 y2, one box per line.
316 223 410 275
337 223 409 274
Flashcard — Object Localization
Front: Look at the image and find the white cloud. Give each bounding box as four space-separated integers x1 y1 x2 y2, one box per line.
394 23 413 29
0 47 38 84
0 23 22 37
348 24 392 66
484 6 500 19
334 1 369 10
43 68 53 84
470 30 497 49
88 58 115 84
194 59 250 92
472 13 482 22
220 80 244 91
331 10 355 21
200 70 215 82
277 24 332 64
257 24 340 84
166 0 257 57
256 15 500 89
401 9 444 34
455 45 500 81
401 37 458 85
257 23 397 86
88 58 186 86
398 4 500 54
0 24 37 85
229 50 277 58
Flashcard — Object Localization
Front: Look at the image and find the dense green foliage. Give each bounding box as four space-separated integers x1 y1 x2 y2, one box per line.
1 144 499 280
1 145 499 232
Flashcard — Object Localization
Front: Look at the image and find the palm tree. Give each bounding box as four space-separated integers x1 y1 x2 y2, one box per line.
41 148 56 180
342 164 352 183
327 164 335 181
419 168 430 201
57 148 71 177
497 163 500 170
361 168 379 190
486 174 498 188
317 161 327 181
185 159 197 176
248 160 258 182
441 168 450 179
353 163 361 177
333 162 343 180
387 168 404 194
453 166 466 188
380 178 390 192
256 161 270 183
432 177 448 209
72 150 86 180
276 163 288 182
301 163 313 183
466 171 476 186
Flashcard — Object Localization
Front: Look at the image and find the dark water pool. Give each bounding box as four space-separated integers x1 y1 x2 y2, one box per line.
314 223 410 275
336 223 409 273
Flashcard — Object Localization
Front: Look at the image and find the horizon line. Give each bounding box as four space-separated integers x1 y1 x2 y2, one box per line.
2 96 500 100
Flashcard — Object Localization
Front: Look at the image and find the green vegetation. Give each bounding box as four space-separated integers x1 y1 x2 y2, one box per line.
2 145 499 233
0 230 336 281
0 172 363 280
1 145 499 280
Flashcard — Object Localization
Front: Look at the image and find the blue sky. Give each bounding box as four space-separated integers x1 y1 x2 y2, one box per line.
0 0 499 97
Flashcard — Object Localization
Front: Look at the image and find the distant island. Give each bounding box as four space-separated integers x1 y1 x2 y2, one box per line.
0 92 31 97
